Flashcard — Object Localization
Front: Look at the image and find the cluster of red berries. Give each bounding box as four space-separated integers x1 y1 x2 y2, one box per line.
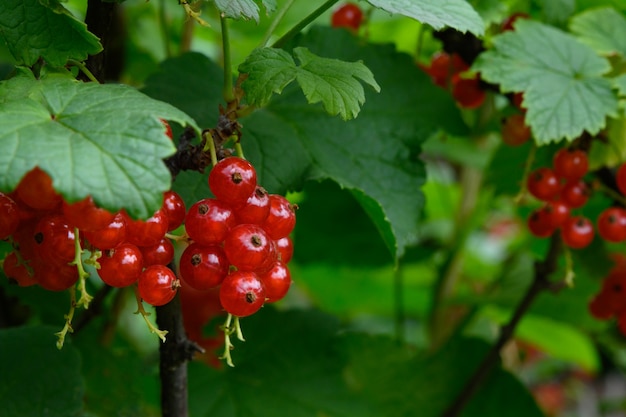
330 2 363 32
0 166 185 306
589 255 626 334
179 156 295 318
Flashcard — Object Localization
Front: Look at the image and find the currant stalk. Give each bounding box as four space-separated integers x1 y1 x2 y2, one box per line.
134 285 168 342
55 287 77 349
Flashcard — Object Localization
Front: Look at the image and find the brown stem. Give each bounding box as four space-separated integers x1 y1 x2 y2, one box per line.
83 0 126 82
441 233 563 417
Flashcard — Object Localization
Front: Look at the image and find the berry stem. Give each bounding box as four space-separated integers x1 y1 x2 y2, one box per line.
180 1 209 27
597 182 626 207
219 313 237 367
55 287 77 349
203 130 219 167
260 0 296 47
563 245 575 287
71 227 93 309
220 14 235 104
513 142 537 205
272 0 340 48
234 141 246 160
133 285 168 342
234 316 245 341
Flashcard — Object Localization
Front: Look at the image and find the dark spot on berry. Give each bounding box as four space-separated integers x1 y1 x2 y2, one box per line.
245 292 256 304
191 253 201 266
198 204 209 215
231 172 243 184
34 232 44 244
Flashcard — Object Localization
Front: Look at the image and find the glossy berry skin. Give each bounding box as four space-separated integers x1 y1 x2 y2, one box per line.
140 237 175 267
235 186 270 225
224 224 275 272
331 3 363 31
37 262 79 291
259 261 292 303
617 163 626 196
561 216 594 249
0 192 20 240
97 243 144 287
138 265 179 306
553 148 588 181
597 207 626 243
263 195 296 240
185 198 236 245
423 52 468 89
83 213 126 250
219 271 265 317
16 167 62 211
162 191 186 231
2 252 37 287
544 201 570 229
527 208 554 238
451 74 485 109
33 214 76 266
125 209 168 247
62 196 115 232
527 167 561 201
560 180 589 209
179 243 229 290
208 157 257 207
275 236 294 264
501 114 530 146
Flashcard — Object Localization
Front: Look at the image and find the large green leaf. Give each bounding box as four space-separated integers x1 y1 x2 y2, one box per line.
367 0 485 35
570 7 626 56
0 0 102 67
0 326 84 417
473 19 618 144
215 0 276 22
0 73 200 219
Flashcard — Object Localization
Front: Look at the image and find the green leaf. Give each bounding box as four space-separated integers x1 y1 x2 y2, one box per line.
239 46 381 120
570 7 626 57
542 0 576 26
215 0 276 22
0 0 102 67
367 0 485 35
474 20 618 144
0 326 84 417
0 75 200 219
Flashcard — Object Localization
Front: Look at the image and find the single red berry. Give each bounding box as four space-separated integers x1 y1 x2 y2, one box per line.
179 243 229 290
15 167 62 211
451 73 486 109
224 224 275 272
501 114 530 146
185 198 236 245
138 265 179 306
501 12 529 32
275 236 294 264
561 216 594 249
543 201 570 229
160 118 173 140
208 157 257 207
83 212 127 250
140 237 175 267
33 214 76 267
527 208 555 238
600 268 626 313
527 167 561 201
97 243 144 287
553 148 588 181
2 252 37 287
0 192 20 240
330 3 363 31
10 219 39 262
235 186 270 225
263 195 296 240
35 261 79 291
422 52 469 89
259 261 292 303
617 163 626 196
219 271 265 317
162 190 186 231
62 196 115 232
560 180 590 209
588 292 613 320
597 207 626 243
125 209 168 247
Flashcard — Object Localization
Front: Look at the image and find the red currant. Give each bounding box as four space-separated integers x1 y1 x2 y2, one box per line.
35 261 78 291
501 114 530 146
259 261 292 303
62 196 115 232
262 195 296 240
275 236 294 264
553 148 588 181
15 167 62 211
224 224 275 272
588 292 613 320
560 180 589 209
617 163 626 196
451 73 486 109
185 198 236 245
208 157 257 207
330 3 363 31
0 192 20 240
33 214 76 266
2 252 37 287
179 243 229 290
561 216 594 249
162 190 186 231
138 265 179 306
140 237 175 267
83 212 127 250
597 207 626 243
423 52 469 89
527 167 561 201
600 268 626 313
125 209 168 247
527 208 554 238
219 271 265 317
235 186 270 225
543 201 570 229
97 243 144 287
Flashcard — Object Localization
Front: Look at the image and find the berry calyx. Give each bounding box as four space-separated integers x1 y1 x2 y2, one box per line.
138 265 179 306
331 3 363 31
219 271 265 317
208 157 257 207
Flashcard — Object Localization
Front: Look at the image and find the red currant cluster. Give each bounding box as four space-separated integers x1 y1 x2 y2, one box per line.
589 255 626 334
0 166 185 306
330 3 364 32
179 156 295 318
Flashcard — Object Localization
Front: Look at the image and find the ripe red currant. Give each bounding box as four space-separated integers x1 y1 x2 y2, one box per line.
15 167 62 211
262 195 296 240
140 237 175 267
185 198 236 245
451 74 486 109
0 192 20 240
501 114 530 146
422 52 469 89
527 208 554 238
138 265 179 306
597 207 626 243
162 190 186 231
224 224 275 272
208 157 257 207
62 196 115 232
235 186 270 225
331 3 363 31
97 243 144 287
527 167 561 201
83 212 127 250
219 271 265 317
35 261 79 291
179 243 229 290
275 236 294 264
561 216 594 249
560 180 589 209
33 214 76 266
259 261 292 303
543 201 570 229
125 209 168 247
553 148 588 181
2 251 37 287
